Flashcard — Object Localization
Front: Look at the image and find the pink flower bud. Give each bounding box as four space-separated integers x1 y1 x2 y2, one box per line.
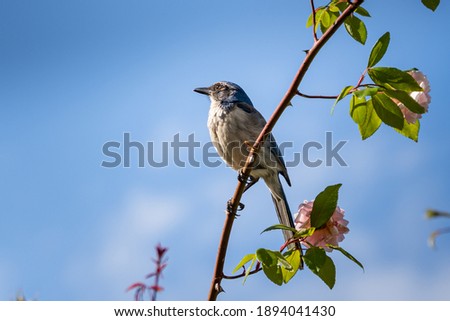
294 200 349 252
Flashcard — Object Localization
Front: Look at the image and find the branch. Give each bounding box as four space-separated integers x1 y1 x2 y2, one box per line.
222 262 262 280
355 69 367 88
208 0 364 301
297 91 338 99
297 84 381 101
310 0 319 42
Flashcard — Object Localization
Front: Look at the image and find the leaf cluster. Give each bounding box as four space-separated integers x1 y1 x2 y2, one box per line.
307 1 370 44
233 184 362 289
335 32 426 141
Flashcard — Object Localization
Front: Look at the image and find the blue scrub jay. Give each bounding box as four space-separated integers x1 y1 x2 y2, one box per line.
194 81 297 247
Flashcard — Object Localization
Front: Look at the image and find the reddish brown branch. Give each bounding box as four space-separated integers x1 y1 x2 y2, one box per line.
222 262 262 280
208 0 364 301
297 90 338 99
310 0 319 42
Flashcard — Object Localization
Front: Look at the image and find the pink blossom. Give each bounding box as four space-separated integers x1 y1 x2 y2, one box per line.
294 200 349 252
398 70 431 124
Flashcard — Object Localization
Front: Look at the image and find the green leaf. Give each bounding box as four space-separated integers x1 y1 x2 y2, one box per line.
256 249 293 271
314 8 326 33
350 95 382 140
303 247 326 269
306 12 313 28
232 253 256 273
332 85 353 115
293 227 316 239
244 256 257 283
318 256 335 289
261 224 297 234
318 7 339 34
368 32 390 68
310 184 342 228
355 6 371 17
421 0 440 11
307 7 332 32
328 4 340 13
354 86 380 99
281 249 301 283
368 67 423 92
344 15 367 45
334 1 349 12
232 253 257 284
372 93 404 130
273 251 293 270
327 245 364 271
334 85 354 106
256 249 284 286
395 118 420 142
262 263 283 286
320 10 331 30
304 247 336 289
384 89 425 114
256 248 276 266
328 10 340 27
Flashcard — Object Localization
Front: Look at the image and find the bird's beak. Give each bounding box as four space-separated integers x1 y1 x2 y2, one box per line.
194 86 211 96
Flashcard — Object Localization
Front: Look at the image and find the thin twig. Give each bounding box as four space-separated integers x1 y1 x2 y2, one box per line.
297 84 380 101
222 262 262 280
355 70 366 88
297 90 338 99
207 0 364 301
310 0 319 42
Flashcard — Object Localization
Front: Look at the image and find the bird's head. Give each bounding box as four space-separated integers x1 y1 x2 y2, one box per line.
194 81 253 106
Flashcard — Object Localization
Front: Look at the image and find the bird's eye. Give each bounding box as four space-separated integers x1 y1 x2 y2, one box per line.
214 84 228 92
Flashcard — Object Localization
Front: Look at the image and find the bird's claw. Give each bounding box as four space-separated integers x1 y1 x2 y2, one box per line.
237 170 248 183
227 199 245 216
238 170 257 185
242 174 259 193
243 140 254 151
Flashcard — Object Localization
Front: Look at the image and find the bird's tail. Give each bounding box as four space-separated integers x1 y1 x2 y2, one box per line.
265 175 301 251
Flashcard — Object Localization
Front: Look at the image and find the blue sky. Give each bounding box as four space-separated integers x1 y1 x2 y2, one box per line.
1 0 450 300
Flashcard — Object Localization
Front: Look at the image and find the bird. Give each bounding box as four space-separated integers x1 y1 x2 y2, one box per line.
194 81 298 249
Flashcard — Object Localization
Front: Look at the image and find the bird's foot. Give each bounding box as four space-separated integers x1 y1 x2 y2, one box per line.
237 170 248 183
244 176 259 193
238 170 258 186
227 199 245 216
